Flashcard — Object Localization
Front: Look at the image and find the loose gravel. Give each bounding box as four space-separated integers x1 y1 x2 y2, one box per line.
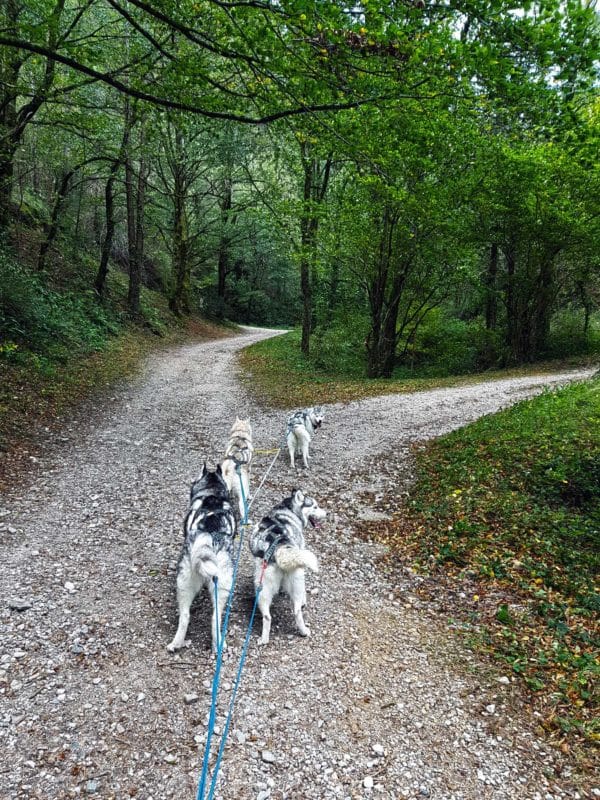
0 327 597 800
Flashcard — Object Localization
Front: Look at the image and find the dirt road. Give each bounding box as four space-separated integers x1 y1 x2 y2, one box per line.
1 327 596 800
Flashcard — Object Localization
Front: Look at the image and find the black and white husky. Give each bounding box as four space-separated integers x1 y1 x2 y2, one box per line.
221 418 253 521
286 407 324 469
167 465 237 653
249 489 326 645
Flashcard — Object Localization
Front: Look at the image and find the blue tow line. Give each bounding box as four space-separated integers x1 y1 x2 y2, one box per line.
196 448 282 800
195 465 249 800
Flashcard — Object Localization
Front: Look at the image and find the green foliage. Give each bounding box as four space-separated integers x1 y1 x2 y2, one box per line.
379 379 600 738
311 313 369 376
545 310 600 359
396 311 505 377
0 249 119 365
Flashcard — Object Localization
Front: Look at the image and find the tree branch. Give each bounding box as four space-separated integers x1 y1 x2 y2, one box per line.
0 36 420 123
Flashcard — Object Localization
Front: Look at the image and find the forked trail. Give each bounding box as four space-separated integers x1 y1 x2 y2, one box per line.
0 327 595 800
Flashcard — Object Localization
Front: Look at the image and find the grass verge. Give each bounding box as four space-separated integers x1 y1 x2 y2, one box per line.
239 329 597 408
358 378 599 749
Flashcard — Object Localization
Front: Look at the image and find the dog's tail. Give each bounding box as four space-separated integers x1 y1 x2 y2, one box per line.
220 458 236 491
274 546 319 574
191 545 219 578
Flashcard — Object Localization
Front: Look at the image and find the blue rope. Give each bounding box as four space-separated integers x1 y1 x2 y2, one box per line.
196 454 274 799
196 521 247 800
206 582 263 800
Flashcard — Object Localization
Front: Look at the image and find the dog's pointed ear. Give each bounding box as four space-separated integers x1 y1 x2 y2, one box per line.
292 488 304 504
216 464 223 475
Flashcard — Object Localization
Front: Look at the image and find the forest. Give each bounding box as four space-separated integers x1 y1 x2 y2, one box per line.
0 0 599 381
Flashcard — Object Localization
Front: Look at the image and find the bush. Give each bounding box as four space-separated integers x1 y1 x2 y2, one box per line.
396 311 504 377
545 310 600 359
311 314 369 376
0 248 119 363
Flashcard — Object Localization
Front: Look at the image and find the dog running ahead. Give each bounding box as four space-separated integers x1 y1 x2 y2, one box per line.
167 464 237 653
249 489 326 645
286 407 324 469
221 417 253 521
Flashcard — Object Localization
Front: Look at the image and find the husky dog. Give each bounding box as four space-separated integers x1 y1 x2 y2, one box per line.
221 418 253 521
167 464 237 653
286 407 324 469
249 489 326 645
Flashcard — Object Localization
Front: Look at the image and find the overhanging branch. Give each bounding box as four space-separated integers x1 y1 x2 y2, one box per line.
0 36 423 124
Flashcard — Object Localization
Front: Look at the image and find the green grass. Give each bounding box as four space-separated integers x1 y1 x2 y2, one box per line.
360 379 599 745
240 329 596 408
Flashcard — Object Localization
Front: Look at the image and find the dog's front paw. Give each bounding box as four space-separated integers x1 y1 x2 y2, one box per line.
259 637 270 646
298 626 311 638
167 638 189 652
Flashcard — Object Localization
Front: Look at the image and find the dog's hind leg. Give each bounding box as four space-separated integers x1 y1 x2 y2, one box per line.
287 432 296 469
167 573 197 652
257 588 273 645
257 566 280 645
295 428 311 469
288 571 311 637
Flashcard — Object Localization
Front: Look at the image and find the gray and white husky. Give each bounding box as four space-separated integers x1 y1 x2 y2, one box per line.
221 417 253 521
249 489 326 645
167 464 237 653
286 407 324 469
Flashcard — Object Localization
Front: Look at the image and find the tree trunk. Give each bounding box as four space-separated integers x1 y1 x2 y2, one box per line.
485 242 498 330
95 166 118 297
504 242 520 364
298 144 332 356
532 252 557 357
127 151 147 316
96 120 133 298
216 177 232 301
0 0 64 231
38 168 74 271
0 0 23 229
365 206 393 377
379 271 406 378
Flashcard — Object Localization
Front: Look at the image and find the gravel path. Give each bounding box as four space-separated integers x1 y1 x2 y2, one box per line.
1 327 596 800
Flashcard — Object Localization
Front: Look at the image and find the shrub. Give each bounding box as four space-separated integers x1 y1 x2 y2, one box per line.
0 248 119 362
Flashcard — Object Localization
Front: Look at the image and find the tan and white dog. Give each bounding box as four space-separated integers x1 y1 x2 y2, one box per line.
221 418 253 521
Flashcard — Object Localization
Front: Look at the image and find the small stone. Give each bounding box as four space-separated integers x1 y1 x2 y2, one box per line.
257 791 270 800
64 582 76 593
164 754 177 764
363 776 374 789
485 703 496 714
372 743 384 756
261 750 275 764
8 598 32 612
497 676 510 685
85 780 98 794
184 693 199 705
234 730 246 744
